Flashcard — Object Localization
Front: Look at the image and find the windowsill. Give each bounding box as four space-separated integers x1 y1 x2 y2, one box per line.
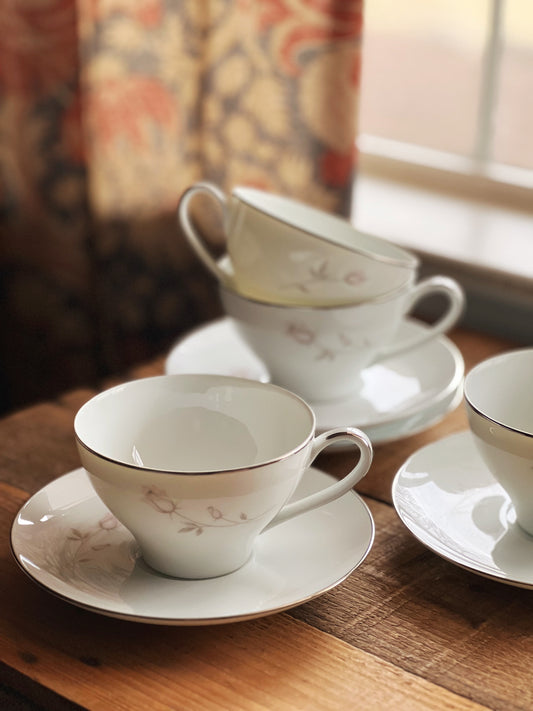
351 173 533 344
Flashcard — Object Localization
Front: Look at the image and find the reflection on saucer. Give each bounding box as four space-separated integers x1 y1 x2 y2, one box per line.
165 317 464 445
359 364 421 412
393 430 533 589
490 516 533 581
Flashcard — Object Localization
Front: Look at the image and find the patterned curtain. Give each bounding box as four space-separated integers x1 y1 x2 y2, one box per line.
0 0 363 412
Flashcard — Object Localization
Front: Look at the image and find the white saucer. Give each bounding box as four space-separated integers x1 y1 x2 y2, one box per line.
392 430 533 589
165 317 464 445
11 468 374 625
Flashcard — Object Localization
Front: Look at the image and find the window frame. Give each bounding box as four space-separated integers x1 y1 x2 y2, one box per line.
353 0 533 344
357 0 533 208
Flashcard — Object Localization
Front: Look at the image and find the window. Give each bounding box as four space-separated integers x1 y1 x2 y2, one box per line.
353 0 533 343
358 0 533 195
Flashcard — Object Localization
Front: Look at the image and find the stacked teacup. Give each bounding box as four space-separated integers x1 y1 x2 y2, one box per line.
179 182 465 403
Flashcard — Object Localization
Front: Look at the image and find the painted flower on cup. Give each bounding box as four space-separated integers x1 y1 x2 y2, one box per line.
286 322 362 362
141 486 264 536
344 270 365 286
281 259 366 294
286 323 315 345
142 485 179 515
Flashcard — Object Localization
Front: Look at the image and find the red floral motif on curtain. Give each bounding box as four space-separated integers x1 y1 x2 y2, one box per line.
0 0 364 413
258 0 363 76
88 77 179 150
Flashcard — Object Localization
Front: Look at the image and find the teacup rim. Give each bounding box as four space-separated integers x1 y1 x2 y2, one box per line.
232 186 419 269
464 348 533 438
464 397 533 439
74 374 317 475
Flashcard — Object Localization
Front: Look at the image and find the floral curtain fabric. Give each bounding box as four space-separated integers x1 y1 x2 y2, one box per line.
0 0 363 412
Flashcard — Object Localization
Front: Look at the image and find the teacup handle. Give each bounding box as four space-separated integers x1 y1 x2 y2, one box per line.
265 427 372 529
177 181 232 285
378 276 465 359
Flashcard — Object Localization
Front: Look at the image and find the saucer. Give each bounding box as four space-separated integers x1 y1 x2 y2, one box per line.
11 468 374 625
392 430 533 589
165 317 464 445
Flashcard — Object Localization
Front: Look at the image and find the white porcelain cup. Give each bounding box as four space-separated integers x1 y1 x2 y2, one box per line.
464 348 533 535
220 271 465 402
74 374 373 579
178 181 419 305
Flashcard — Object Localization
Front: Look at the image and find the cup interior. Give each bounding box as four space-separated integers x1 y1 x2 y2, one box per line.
75 375 314 472
464 349 533 436
234 187 418 266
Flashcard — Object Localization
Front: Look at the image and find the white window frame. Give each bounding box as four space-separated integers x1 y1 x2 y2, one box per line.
352 0 533 343
358 0 533 208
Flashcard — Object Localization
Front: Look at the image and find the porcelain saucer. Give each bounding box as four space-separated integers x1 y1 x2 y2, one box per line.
11 468 374 625
392 430 533 589
165 317 464 445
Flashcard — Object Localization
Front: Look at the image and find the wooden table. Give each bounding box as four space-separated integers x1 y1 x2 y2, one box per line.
1 326 531 711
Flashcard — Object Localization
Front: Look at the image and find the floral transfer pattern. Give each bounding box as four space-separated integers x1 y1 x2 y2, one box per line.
142 485 269 535
280 259 366 295
16 511 137 600
286 322 372 361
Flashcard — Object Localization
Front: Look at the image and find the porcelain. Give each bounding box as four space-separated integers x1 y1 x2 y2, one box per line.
392 430 533 589
220 272 464 402
165 318 465 445
11 467 374 625
178 181 419 305
75 374 372 579
464 349 533 535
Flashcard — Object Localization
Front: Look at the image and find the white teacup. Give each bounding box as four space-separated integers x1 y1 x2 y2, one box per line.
464 349 533 535
74 374 373 579
178 181 419 305
220 272 465 402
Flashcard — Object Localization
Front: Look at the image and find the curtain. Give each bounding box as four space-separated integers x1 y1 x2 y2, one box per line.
0 0 364 412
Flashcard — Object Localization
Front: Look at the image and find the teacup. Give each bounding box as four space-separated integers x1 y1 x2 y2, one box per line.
220 269 465 402
464 349 533 535
178 181 419 305
74 374 373 579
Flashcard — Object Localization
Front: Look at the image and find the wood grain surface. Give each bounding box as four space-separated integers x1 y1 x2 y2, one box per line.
1 327 530 711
